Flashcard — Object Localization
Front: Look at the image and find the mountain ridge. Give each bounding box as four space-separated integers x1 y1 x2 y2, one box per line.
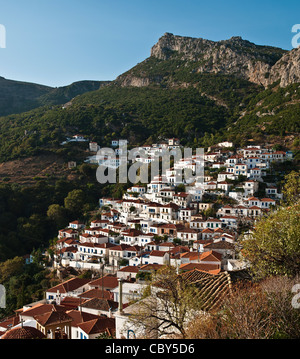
116 32 299 88
0 33 299 164
0 77 111 117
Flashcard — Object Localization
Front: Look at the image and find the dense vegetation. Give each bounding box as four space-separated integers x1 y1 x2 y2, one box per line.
229 82 300 138
0 254 52 318
0 35 298 163
241 171 300 279
116 55 261 110
0 85 232 162
0 160 133 263
38 80 110 107
0 77 106 117
0 64 299 164
0 76 52 117
0 164 130 320
0 175 98 262
0 79 299 163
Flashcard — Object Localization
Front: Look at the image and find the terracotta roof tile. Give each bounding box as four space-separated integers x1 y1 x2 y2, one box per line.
77 317 115 336
47 278 91 294
78 288 114 300
88 275 119 290
66 310 101 327
80 298 118 312
1 326 46 339
34 310 73 327
20 304 67 318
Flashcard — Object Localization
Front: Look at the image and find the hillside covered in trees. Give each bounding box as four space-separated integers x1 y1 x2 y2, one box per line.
0 34 299 163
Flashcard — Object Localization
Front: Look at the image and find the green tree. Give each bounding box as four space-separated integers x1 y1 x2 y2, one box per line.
78 163 97 178
241 200 300 279
47 204 69 229
282 170 300 205
64 189 85 217
0 257 24 283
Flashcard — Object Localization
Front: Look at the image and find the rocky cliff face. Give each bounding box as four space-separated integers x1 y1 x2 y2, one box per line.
267 47 300 87
118 33 299 88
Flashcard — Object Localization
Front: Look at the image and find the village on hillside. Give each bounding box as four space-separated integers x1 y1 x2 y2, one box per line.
0 138 293 339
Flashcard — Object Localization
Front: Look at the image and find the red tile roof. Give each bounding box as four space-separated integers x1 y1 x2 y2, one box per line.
179 263 221 274
66 310 102 327
34 311 73 327
78 288 114 300
150 250 168 257
78 317 115 335
47 278 91 294
81 298 118 312
117 266 140 273
1 326 46 339
20 304 67 318
88 275 119 290
0 315 20 330
140 264 164 271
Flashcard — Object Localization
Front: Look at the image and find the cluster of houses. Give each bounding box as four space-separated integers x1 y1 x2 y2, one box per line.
0 139 291 340
55 140 287 274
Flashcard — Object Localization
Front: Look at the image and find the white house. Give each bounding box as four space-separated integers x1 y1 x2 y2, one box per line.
69 221 85 230
89 142 100 152
120 229 144 245
249 167 263 181
260 198 276 209
243 180 259 197
205 218 223 230
146 250 170 265
176 228 201 242
45 278 91 304
127 186 146 195
217 141 233 148
220 215 238 229
111 282 147 304
245 156 261 169
137 233 155 247
265 186 282 199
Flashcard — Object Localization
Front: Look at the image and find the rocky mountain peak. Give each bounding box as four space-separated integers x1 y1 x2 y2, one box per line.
116 33 299 89
267 46 300 87
149 33 299 87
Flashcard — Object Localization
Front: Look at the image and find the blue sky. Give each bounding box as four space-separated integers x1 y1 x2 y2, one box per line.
0 0 299 87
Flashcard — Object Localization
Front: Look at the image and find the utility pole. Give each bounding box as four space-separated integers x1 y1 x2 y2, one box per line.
100 263 105 298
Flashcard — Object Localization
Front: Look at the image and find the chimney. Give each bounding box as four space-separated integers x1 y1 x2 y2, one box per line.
56 290 61 305
118 278 124 314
